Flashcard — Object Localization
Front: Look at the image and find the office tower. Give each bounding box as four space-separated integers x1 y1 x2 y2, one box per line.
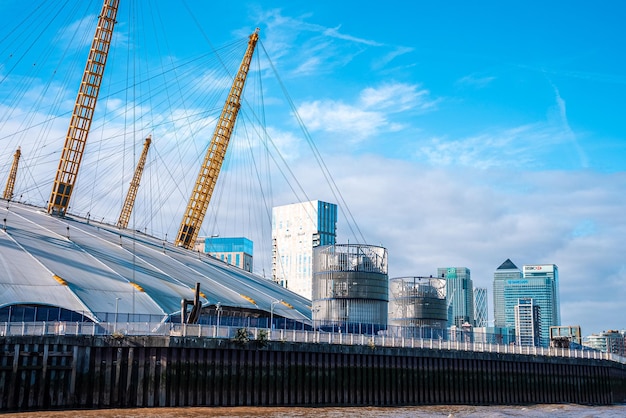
522 264 561 346
493 259 560 347
438 267 474 328
515 298 541 346
473 287 488 327
204 237 253 272
272 200 337 299
493 259 522 328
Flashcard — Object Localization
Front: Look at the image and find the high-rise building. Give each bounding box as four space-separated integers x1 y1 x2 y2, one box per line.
438 267 474 328
493 259 522 328
522 264 561 344
515 298 541 346
493 259 560 347
203 237 253 272
473 287 488 327
272 200 337 299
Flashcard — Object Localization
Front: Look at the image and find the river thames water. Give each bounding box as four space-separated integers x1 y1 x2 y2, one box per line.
2 405 626 418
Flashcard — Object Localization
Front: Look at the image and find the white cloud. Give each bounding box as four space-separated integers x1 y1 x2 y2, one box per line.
297 100 385 141
415 122 578 170
296 82 435 143
359 82 436 112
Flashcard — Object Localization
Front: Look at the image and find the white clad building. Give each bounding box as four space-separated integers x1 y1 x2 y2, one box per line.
271 200 337 300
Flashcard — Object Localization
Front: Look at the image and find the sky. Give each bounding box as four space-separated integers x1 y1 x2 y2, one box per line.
0 1 625 336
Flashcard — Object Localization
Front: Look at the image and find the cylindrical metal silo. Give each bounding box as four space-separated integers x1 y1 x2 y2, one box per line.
312 244 388 334
388 276 447 338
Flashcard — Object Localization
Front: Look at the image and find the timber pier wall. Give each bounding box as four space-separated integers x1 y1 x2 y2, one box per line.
1 335 625 411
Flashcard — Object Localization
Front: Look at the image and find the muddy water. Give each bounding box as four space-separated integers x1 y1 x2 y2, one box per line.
2 404 626 418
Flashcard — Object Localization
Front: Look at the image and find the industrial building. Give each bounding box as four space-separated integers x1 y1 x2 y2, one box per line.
388 275 447 338
312 243 388 333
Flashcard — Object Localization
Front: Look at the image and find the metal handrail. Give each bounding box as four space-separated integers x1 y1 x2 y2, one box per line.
2 321 624 365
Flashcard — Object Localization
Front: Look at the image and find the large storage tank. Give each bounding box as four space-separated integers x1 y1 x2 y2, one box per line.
389 276 447 338
312 244 388 333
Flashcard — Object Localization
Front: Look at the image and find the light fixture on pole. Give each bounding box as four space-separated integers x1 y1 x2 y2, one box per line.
216 302 222 328
270 299 282 337
114 297 121 333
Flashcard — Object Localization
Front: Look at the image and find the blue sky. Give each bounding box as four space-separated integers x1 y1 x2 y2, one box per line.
1 1 625 335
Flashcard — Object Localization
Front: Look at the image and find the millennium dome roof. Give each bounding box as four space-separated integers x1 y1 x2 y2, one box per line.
0 200 311 324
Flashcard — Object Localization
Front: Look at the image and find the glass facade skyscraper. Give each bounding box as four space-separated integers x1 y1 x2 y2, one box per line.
473 287 488 327
493 259 560 347
438 267 474 328
493 259 522 329
272 200 337 300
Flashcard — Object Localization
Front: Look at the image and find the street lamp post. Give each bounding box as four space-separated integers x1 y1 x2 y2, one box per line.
216 302 222 329
114 297 121 333
270 300 282 339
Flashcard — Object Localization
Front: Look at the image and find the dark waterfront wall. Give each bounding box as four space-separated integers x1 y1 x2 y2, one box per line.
1 335 625 412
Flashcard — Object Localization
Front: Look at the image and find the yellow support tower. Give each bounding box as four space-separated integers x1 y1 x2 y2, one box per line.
175 29 260 249
48 0 119 216
117 136 152 229
3 147 21 200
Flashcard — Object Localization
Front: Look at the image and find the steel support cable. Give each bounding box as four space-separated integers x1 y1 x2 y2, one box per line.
0 50 226 143
0 0 70 87
22 3 96 189
0 0 78 149
259 41 367 245
1 2 96 204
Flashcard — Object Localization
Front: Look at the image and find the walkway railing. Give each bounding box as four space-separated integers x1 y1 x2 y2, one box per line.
2 321 625 366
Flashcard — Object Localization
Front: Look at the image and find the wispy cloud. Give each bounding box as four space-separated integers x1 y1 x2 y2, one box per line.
252 8 412 77
297 82 436 142
551 85 589 168
416 124 553 169
54 15 96 48
456 74 496 89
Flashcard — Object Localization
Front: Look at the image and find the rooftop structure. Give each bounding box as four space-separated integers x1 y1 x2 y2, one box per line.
203 236 253 273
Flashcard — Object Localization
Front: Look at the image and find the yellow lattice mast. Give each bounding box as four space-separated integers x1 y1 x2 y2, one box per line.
47 0 119 216
175 29 260 249
2 147 21 201
117 135 152 229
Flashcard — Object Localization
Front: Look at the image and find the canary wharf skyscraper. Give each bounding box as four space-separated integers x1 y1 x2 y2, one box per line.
493 259 521 329
493 259 560 347
438 267 474 328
